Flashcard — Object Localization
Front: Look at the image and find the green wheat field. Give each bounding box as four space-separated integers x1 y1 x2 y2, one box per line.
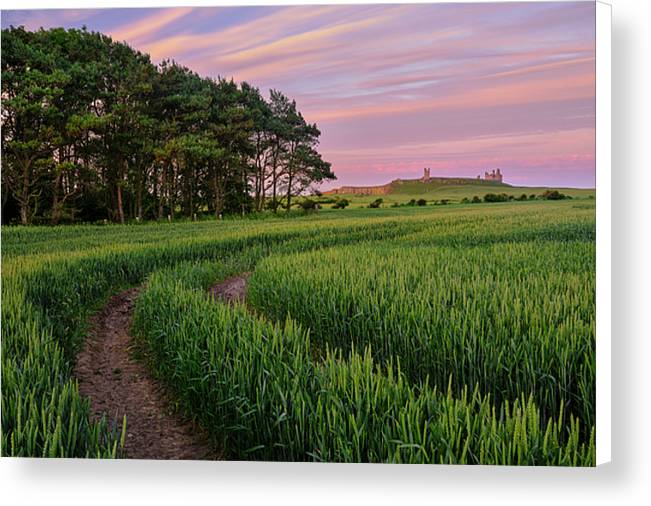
2 198 596 464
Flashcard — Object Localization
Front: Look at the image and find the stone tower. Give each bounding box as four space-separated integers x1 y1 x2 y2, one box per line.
483 169 503 183
421 167 431 182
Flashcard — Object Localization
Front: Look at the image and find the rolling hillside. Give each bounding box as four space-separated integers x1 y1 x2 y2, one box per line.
323 177 595 207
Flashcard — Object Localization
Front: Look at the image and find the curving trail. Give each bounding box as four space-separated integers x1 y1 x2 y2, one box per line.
74 287 216 460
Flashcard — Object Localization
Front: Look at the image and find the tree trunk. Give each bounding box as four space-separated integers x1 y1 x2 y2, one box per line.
136 193 142 221
213 173 222 218
253 138 262 211
51 172 62 226
20 203 29 226
136 170 144 221
272 168 278 213
187 167 194 218
158 166 166 220
170 161 178 219
253 168 261 211
259 177 266 212
51 149 63 225
116 183 125 224
152 165 159 219
1 183 9 218
19 159 32 225
286 172 293 213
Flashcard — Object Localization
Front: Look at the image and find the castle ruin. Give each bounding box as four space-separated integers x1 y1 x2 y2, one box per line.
324 167 505 196
481 168 503 183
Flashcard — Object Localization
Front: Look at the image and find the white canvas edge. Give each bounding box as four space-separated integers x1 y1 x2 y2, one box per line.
0 0 610 470
596 0 612 466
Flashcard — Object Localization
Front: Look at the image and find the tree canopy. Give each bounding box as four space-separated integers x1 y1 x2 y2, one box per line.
1 26 335 224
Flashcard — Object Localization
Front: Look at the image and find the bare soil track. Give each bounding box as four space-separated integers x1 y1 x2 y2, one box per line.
209 272 251 304
74 287 216 460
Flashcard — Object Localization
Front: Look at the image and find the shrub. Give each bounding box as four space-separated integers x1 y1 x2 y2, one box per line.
299 199 319 211
517 194 528 201
460 197 470 204
416 198 427 206
483 193 509 203
529 194 537 200
332 199 350 209
368 198 383 209
471 196 482 204
541 190 570 200
265 198 282 211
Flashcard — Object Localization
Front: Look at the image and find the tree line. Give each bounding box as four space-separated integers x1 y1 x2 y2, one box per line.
1 26 335 225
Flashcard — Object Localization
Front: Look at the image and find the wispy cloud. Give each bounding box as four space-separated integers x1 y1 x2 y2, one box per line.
1 2 596 187
110 7 194 46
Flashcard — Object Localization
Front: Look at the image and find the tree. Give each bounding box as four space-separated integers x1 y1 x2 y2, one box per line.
207 78 254 216
241 82 273 212
266 91 334 212
2 27 68 224
1 26 334 224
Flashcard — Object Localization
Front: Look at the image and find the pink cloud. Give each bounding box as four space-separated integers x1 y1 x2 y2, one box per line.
2 3 596 187
111 7 195 46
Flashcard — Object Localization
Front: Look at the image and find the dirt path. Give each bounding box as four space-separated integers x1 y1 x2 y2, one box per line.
209 272 251 304
74 288 216 460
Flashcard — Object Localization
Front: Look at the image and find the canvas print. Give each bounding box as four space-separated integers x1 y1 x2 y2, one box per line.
1 2 597 465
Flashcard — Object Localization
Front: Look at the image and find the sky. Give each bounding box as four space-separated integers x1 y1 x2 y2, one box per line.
2 2 596 188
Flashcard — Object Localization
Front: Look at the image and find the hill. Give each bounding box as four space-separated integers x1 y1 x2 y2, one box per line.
322 176 594 208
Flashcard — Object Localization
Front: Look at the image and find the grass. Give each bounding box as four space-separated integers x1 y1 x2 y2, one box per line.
133 260 594 464
1 200 596 464
322 180 595 208
248 240 595 430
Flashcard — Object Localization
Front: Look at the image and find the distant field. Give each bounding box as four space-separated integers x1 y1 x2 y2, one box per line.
323 180 595 207
3 200 596 464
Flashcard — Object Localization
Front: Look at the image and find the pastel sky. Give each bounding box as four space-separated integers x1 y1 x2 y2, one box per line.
2 2 596 188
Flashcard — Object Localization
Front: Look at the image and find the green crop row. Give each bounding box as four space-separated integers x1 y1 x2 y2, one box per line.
1 213 428 457
132 260 594 465
1 274 123 457
2 200 591 259
2 202 595 461
248 240 595 431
